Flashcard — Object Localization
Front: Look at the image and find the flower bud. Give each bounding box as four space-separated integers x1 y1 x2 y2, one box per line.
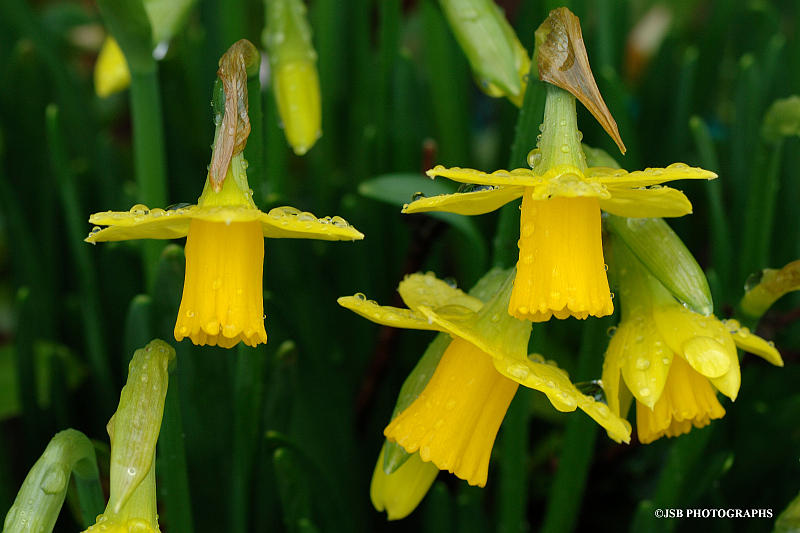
439 0 530 106
264 0 322 155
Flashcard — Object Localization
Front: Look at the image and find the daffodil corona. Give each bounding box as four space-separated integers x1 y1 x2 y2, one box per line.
340 270 631 487
602 234 783 443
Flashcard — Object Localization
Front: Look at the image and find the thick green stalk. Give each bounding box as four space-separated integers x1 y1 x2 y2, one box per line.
129 68 169 289
740 139 784 286
498 389 530 532
231 344 268 533
540 319 603 533
689 116 732 305
45 105 116 411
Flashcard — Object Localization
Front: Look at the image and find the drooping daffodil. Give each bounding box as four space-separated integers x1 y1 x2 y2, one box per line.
340 269 631 488
602 232 783 443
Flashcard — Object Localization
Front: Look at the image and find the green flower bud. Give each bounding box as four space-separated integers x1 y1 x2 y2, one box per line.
606 214 713 316
439 0 530 106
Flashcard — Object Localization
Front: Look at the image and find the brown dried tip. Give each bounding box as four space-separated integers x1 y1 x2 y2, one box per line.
209 39 259 192
536 8 626 154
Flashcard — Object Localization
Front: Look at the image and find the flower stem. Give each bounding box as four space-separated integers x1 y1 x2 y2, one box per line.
539 318 603 533
129 68 169 289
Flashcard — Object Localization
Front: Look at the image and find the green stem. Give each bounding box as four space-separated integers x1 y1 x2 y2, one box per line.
539 319 603 533
689 116 732 306
629 426 715 533
158 375 195 533
45 104 116 411
231 344 268 533
740 139 784 285
498 388 530 532
129 68 169 289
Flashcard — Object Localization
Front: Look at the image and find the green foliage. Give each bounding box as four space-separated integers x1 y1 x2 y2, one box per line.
0 1 799 532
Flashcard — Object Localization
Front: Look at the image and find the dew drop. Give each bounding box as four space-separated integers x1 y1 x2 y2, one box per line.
607 326 617 337
560 144 571 153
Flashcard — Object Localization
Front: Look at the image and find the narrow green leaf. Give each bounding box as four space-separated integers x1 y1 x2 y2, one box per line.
689 116 732 305
46 104 116 410
94 0 154 73
273 447 313 533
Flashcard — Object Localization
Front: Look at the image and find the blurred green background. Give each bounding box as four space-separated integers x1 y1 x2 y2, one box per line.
0 0 799 531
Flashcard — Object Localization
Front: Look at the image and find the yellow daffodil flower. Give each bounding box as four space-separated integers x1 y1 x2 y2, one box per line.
87 152 363 348
83 340 175 533
602 234 783 444
404 84 716 323
340 270 631 487
87 41 363 349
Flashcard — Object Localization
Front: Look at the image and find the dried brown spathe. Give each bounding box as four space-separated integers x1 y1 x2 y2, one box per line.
536 8 626 154
209 39 259 191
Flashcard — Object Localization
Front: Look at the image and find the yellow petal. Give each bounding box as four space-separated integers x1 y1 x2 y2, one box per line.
417 305 514 362
591 163 717 188
598 187 693 218
509 195 613 321
616 320 673 409
174 219 268 348
652 305 736 379
636 355 726 444
370 445 439 521
707 350 740 401
94 36 131 98
258 206 364 241
601 331 624 417
337 296 441 331
384 338 518 487
402 186 525 215
491 356 632 443
426 165 545 187
682 337 731 378
86 204 364 243
397 272 483 315
723 319 784 366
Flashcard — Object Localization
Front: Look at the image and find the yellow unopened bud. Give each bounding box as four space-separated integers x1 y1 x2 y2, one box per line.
264 0 322 155
370 444 439 521
94 36 132 98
